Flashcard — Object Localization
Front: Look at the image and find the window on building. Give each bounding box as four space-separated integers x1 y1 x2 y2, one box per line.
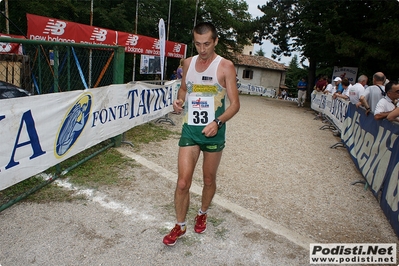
242 69 253 80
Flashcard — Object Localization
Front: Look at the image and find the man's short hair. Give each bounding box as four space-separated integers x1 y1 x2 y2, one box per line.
358 75 368 83
385 80 398 93
193 22 218 40
373 72 385 83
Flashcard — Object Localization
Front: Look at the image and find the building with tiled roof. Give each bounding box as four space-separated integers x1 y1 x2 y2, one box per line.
232 49 288 96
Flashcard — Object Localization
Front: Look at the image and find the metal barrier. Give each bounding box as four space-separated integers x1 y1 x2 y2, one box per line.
0 37 125 94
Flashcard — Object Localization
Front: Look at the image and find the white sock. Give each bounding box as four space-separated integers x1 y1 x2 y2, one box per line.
198 209 207 215
177 222 186 230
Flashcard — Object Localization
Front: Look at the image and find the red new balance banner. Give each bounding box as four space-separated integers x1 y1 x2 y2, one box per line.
0 33 25 54
27 13 186 58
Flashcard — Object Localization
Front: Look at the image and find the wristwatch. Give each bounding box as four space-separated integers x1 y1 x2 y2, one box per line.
213 118 223 129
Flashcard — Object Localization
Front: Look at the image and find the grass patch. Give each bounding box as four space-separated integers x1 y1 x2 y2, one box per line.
208 216 225 227
181 236 199 246
0 175 77 204
214 227 229 240
184 251 193 257
124 122 179 151
159 227 171 235
46 144 138 188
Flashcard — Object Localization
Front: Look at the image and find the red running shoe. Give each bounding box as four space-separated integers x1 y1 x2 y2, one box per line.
163 224 186 246
194 214 207 234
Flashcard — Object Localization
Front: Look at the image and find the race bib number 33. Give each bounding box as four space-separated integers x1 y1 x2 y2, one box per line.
187 96 215 126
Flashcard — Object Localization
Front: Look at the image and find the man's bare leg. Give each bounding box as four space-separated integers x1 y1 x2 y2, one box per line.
174 146 201 222
200 150 223 212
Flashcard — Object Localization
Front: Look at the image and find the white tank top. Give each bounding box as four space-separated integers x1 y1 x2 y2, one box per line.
185 55 222 86
182 55 226 128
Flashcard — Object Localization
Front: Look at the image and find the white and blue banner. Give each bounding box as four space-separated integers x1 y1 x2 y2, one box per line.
332 66 358 84
0 80 180 190
311 91 399 238
239 83 276 98
310 91 349 131
342 104 399 237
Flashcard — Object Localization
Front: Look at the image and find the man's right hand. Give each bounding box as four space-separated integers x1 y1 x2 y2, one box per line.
173 99 184 114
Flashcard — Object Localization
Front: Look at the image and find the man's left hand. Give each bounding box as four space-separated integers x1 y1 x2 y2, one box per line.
202 122 218 137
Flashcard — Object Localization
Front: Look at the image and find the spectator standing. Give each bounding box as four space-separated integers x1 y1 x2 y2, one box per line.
281 89 287 100
176 58 184 79
315 76 328 92
323 78 334 94
297 78 307 107
349 75 368 105
374 81 399 120
333 78 350 100
387 103 399 122
333 77 343 93
170 70 177 80
358 72 386 114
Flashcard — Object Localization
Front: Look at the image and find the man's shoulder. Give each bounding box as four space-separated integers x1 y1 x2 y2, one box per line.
368 84 385 90
219 56 234 66
376 96 389 104
218 57 235 72
185 56 195 62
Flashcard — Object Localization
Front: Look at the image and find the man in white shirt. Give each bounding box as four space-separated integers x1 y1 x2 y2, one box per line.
333 78 350 100
349 75 368 105
357 72 386 115
323 78 335 94
374 81 399 120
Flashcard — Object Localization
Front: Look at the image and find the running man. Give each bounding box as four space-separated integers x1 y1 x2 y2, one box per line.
163 22 240 246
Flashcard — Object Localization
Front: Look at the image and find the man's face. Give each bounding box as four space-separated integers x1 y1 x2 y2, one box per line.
194 31 217 60
388 84 399 100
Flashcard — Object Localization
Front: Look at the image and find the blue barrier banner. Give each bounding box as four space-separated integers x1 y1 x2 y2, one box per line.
342 103 399 236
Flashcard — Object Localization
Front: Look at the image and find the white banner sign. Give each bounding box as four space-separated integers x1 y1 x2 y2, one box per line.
0 81 180 190
239 83 276 97
332 66 358 84
311 91 349 131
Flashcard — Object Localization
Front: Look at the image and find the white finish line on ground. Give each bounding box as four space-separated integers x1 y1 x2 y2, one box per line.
116 148 314 250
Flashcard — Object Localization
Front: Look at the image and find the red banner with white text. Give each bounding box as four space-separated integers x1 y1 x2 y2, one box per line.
26 13 186 58
0 33 25 54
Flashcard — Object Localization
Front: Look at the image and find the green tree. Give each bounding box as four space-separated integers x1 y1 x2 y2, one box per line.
195 0 254 61
254 0 399 93
285 55 307 93
254 47 265 56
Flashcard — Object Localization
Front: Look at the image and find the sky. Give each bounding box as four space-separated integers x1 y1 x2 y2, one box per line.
245 0 302 66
